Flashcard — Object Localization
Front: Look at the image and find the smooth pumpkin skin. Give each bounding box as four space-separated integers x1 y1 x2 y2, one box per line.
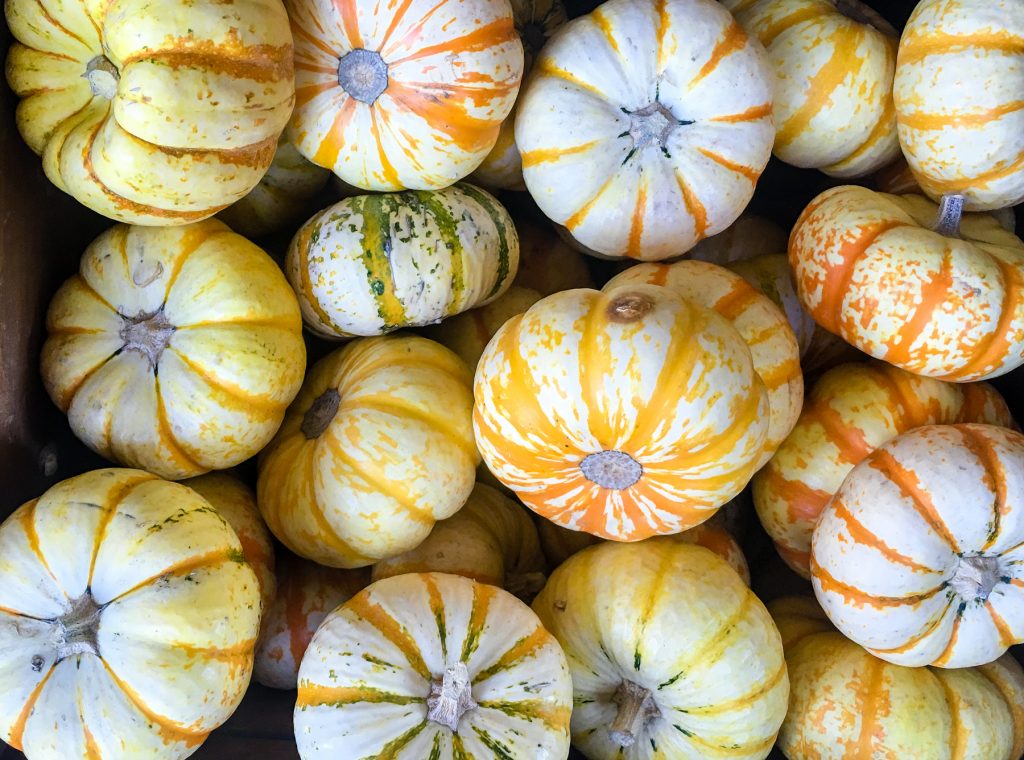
257 335 478 568
533 540 788 759
724 0 900 177
515 0 774 260
514 216 595 295
606 259 803 469
790 185 1024 381
474 284 769 541
41 219 307 481
686 215 789 266
294 572 573 759
254 552 369 690
754 361 1013 577
811 424 1024 669
0 469 261 758
286 184 519 338
287 0 523 191
894 0 1024 211
4 0 293 224
771 596 1024 760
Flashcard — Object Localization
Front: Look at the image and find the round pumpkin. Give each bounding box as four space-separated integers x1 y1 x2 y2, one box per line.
754 361 1013 577
0 469 261 757
771 596 1024 760
287 0 524 191
372 483 547 600
4 0 293 224
812 423 1024 668
724 0 900 177
286 184 519 338
894 0 1024 211
474 284 769 541
515 0 774 260
254 551 369 690
687 214 789 266
533 539 788 759
789 185 1024 380
258 334 478 568
41 219 306 481
514 216 595 295
606 259 803 468
294 572 572 758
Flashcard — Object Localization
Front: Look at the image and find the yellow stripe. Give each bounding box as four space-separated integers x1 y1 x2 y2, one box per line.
347 593 432 679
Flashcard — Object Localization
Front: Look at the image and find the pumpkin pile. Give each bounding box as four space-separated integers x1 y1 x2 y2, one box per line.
2 0 1024 757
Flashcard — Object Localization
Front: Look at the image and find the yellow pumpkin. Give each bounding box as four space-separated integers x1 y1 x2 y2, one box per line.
0 469 260 757
724 0 900 177
41 219 306 481
258 334 478 568
474 285 769 540
515 0 774 260
513 216 595 295
4 0 293 224
533 539 788 758
687 214 789 266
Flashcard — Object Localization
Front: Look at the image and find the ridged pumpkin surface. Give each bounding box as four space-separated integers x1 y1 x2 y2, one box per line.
687 215 789 266
474 284 769 541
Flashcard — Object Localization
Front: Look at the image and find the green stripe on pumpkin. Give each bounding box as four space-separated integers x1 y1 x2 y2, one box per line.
472 726 516 760
359 194 406 332
412 189 466 316
456 183 513 298
371 719 428 759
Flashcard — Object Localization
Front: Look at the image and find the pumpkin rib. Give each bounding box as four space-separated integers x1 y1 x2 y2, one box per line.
15 500 61 592
695 147 760 183
665 591 755 682
153 380 206 474
345 593 433 680
690 18 747 89
898 30 1024 66
867 596 954 656
955 256 1023 380
99 659 209 745
878 244 954 371
681 660 787 717
349 395 477 462
295 684 426 707
829 497 937 574
461 581 497 662
809 554 946 609
986 601 1017 648
757 5 828 47
153 225 225 306
472 626 551 686
86 474 158 588
957 425 1009 550
422 573 449 660
898 99 1024 130
930 669 968 760
105 548 239 607
851 655 886 757
7 666 56 750
164 347 285 412
827 91 897 174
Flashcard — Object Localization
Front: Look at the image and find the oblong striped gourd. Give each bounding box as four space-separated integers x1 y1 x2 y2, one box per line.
894 0 1024 211
515 0 774 260
771 596 1024 760
812 424 1024 668
724 0 900 177
606 259 803 468
4 0 293 224
294 572 572 759
286 184 519 338
754 361 1013 577
533 539 788 759
790 185 1024 380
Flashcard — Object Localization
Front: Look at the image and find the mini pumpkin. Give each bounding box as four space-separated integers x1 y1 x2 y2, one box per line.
42 219 306 480
513 216 595 295
687 215 789 266
257 334 478 568
294 572 572 758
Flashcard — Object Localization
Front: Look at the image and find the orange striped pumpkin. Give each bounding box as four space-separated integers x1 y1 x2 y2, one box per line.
294 572 572 758
287 0 524 191
789 185 1024 380
771 596 1024 760
606 259 803 468
894 0 1024 211
812 423 1024 668
724 0 900 177
474 285 769 541
4 0 293 224
687 214 789 266
513 216 595 295
754 361 1013 577
254 552 369 690
515 0 774 260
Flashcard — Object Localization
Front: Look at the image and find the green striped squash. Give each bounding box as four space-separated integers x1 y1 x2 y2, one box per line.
293 572 572 759
286 184 519 338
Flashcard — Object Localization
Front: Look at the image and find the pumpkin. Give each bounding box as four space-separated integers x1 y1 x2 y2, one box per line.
285 184 519 338
294 572 572 758
789 185 1024 381
372 483 547 600
218 133 331 239
771 596 1024 760
606 259 803 468
514 216 595 294
4 0 293 224
254 551 369 690
533 539 787 759
687 214 789 266
257 334 478 568
474 284 769 540
287 0 524 191
754 361 1013 577
894 0 1024 211
41 219 306 481
515 0 774 260
812 423 1024 668
0 469 261 757
724 0 900 177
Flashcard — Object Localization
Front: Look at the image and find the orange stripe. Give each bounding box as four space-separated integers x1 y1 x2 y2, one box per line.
564 174 616 230
332 0 364 49
710 103 772 123
828 86 896 171
422 573 449 659
461 581 496 661
674 170 708 238
296 683 423 706
16 501 60 586
924 145 1024 196
759 356 801 390
690 20 746 88
756 465 831 526
83 724 102 759
810 400 874 465
521 140 600 168
952 257 1023 380
166 348 283 411
830 498 935 572
869 448 961 552
294 211 346 333
109 548 237 604
88 475 157 586
710 280 759 321
758 4 830 46
101 660 209 747
871 599 952 655
378 0 418 48
8 666 55 750
986 600 1016 646
852 656 884 757
933 672 967 760
472 626 550 684
312 97 358 169
899 99 1024 131
386 81 500 153
31 0 92 50
388 19 517 65
346 592 431 679
898 31 1024 66
295 81 338 107
154 383 204 473
696 147 760 182
932 613 963 667
591 8 620 54
534 58 604 97
880 247 953 368
810 554 944 609
957 425 1008 550
655 0 670 73
626 178 647 258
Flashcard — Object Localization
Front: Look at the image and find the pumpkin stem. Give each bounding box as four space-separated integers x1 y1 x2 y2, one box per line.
580 450 643 490
949 554 1002 602
427 662 478 731
84 56 120 99
609 679 661 748
302 389 341 440
338 49 389 105
933 194 965 238
53 592 102 661
832 0 899 37
120 309 176 369
607 293 654 323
